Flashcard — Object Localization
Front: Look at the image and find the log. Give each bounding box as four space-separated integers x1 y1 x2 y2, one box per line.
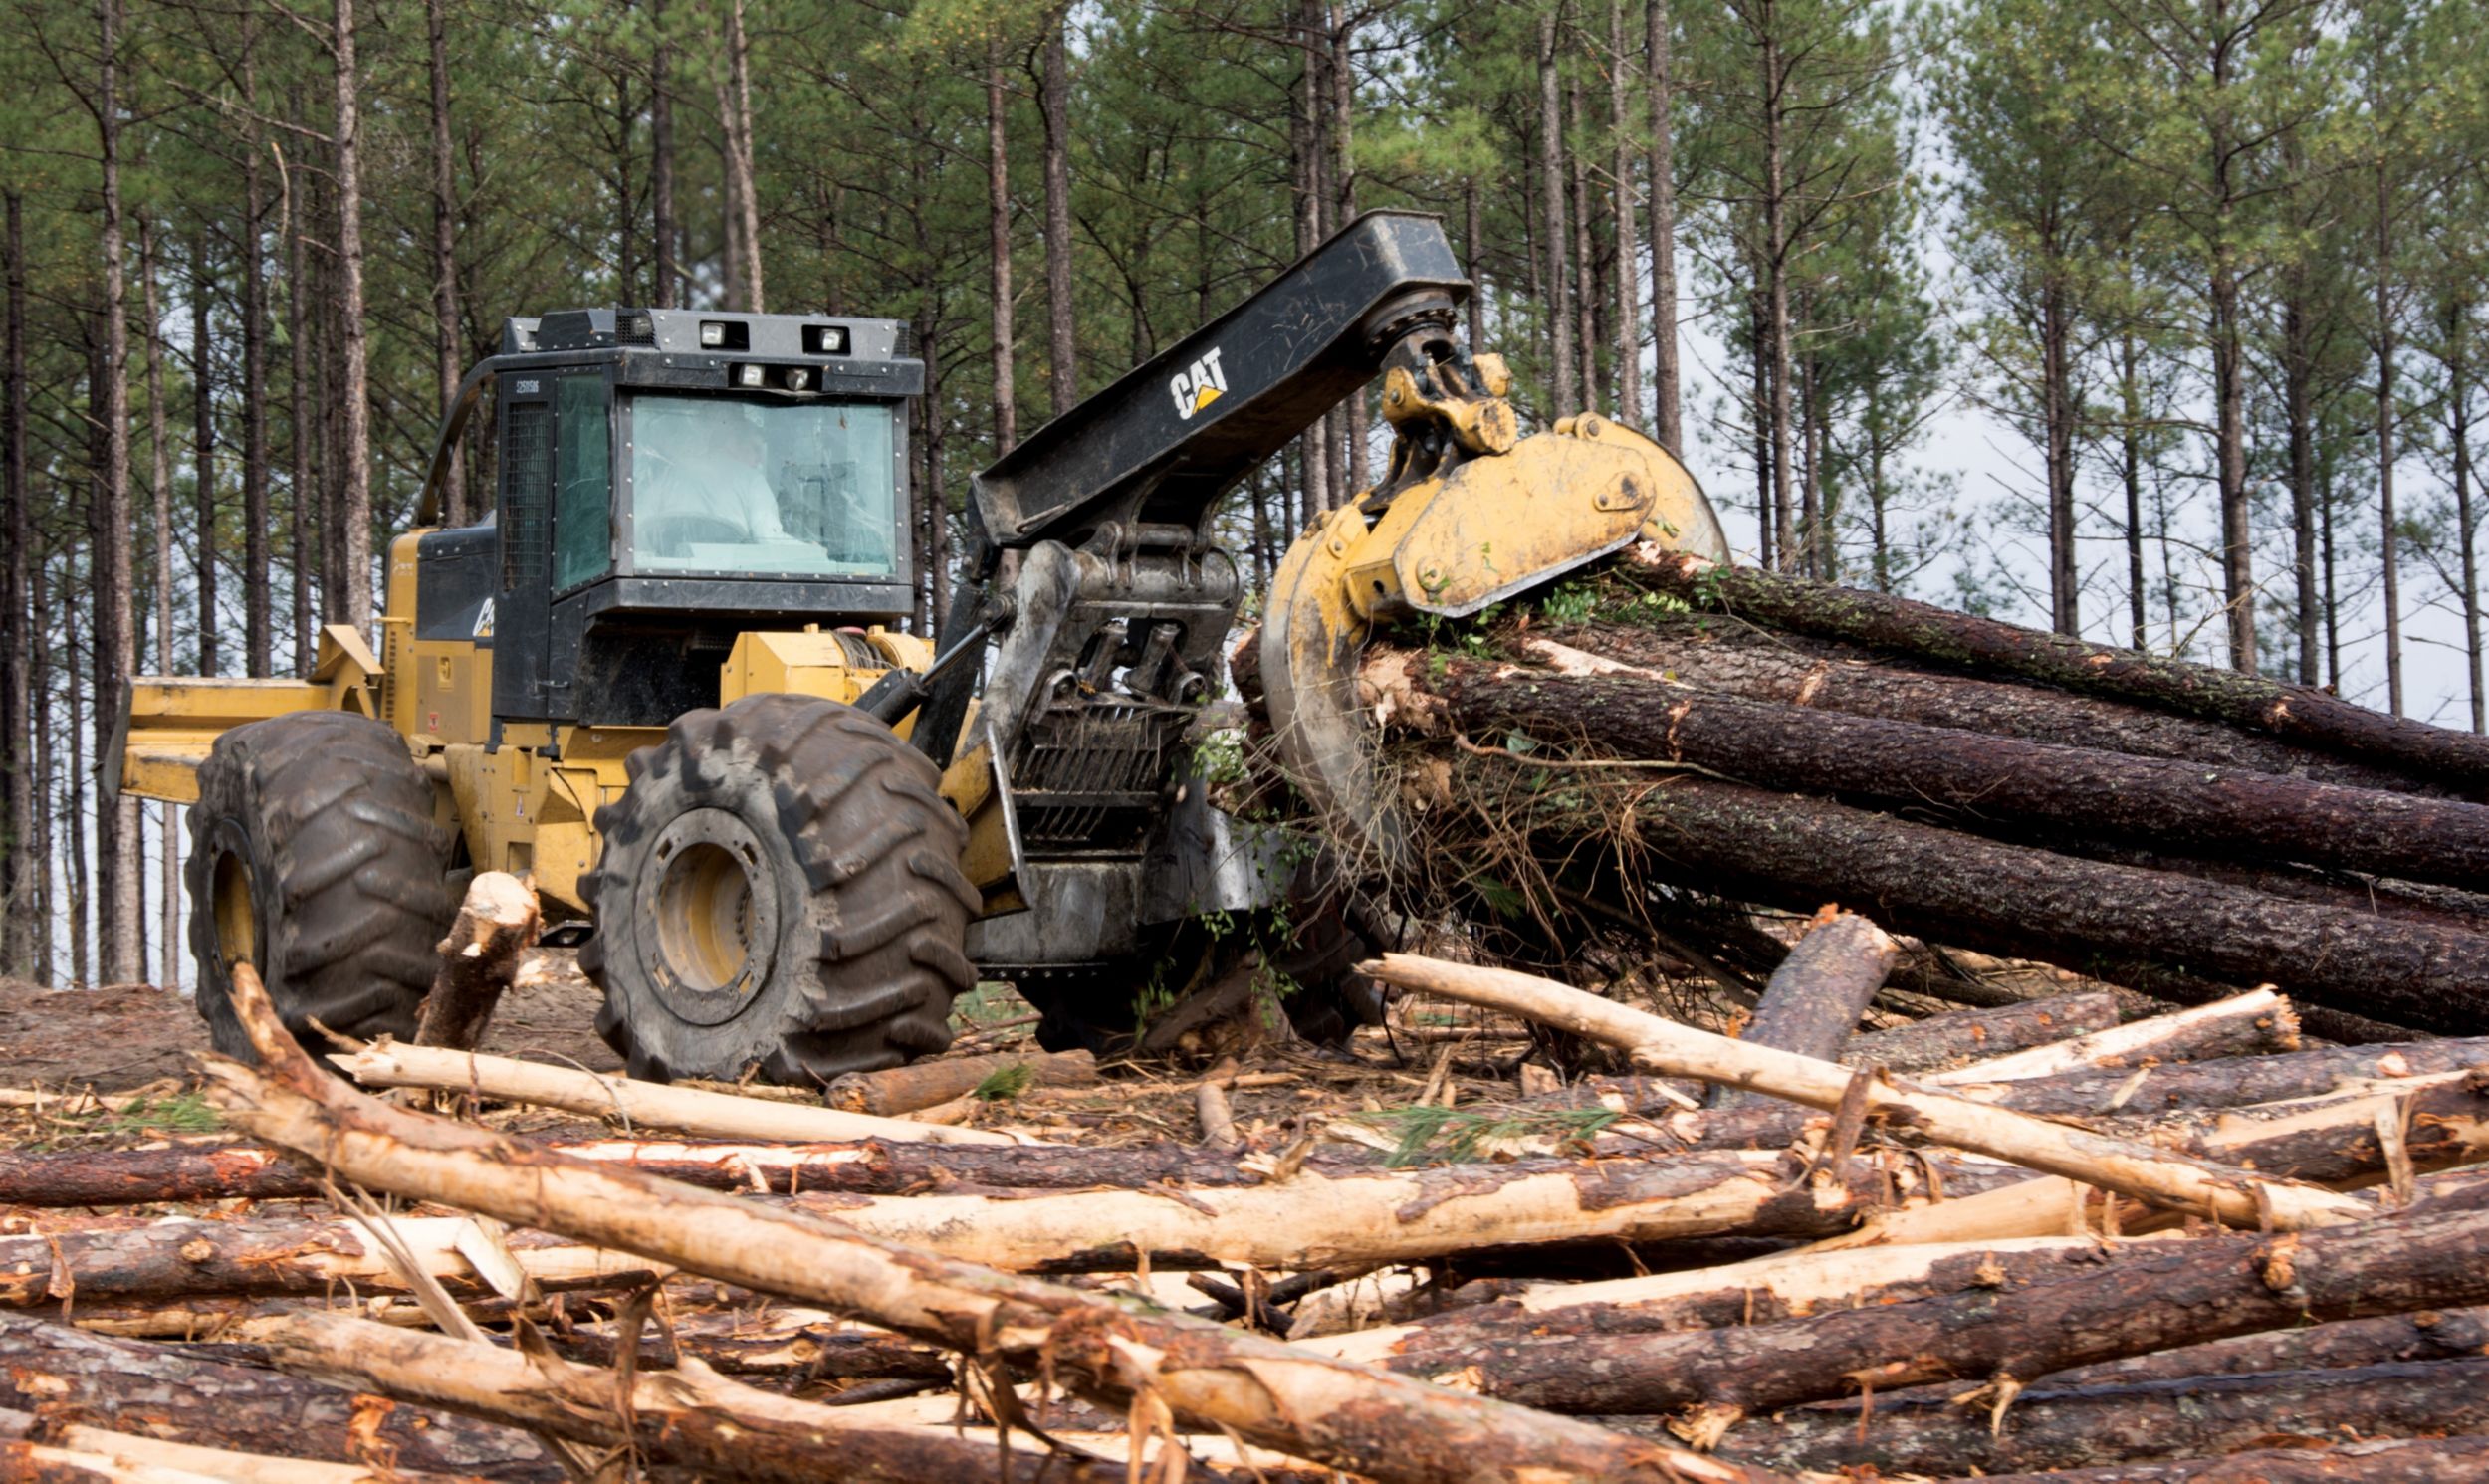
0 1147 2009 1289
1419 649 2489 891
1949 1434 2489 1482
0 1314 558 1480
1554 615 2451 795
326 1041 1023 1145
1949 1036 2489 1118
409 872 538 1052
0 1213 656 1309
1622 547 2489 794
241 1308 1132 1484
1467 764 2489 1037
1707 1359 2489 1476
1361 954 2371 1230
541 1304 953 1378
1712 909 1895 1111
2044 1304 2489 1389
1372 1196 2489 1416
824 1048 1095 1115
0 1410 474 1484
1846 992 2122 1074
1921 987 2297 1083
198 965 1789 1484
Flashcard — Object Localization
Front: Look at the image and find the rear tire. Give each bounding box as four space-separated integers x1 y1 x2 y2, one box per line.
581 694 977 1084
187 712 456 1061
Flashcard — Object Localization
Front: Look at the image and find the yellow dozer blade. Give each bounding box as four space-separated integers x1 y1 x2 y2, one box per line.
1260 395 1727 875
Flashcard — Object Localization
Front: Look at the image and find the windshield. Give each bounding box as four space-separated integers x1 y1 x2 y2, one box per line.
627 394 901 579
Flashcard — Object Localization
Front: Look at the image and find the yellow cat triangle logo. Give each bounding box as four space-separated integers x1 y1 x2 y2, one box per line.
1192 383 1222 414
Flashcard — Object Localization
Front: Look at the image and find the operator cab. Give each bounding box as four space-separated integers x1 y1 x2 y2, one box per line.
412 308 925 734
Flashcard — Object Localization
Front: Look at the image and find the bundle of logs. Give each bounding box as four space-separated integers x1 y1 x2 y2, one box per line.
1258 546 2489 1047
6 859 2489 1479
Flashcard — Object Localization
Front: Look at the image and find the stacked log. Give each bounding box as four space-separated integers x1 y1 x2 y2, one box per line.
1285 547 2489 1041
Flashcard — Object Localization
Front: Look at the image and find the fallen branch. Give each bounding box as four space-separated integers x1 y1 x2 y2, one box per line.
824 1048 1096 1116
327 1041 1023 1145
1713 909 1895 1112
1361 954 2369 1230
1923 987 2297 1084
199 965 1786 1484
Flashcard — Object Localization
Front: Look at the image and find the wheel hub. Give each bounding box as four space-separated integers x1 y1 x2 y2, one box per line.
639 808 780 1025
209 847 257 970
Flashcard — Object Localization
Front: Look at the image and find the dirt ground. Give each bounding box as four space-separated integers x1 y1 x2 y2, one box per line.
0 950 623 1094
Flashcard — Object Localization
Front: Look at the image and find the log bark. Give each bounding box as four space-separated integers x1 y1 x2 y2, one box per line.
1949 1036 2489 1118
541 1303 952 1379
1561 615 2447 796
1426 649 2489 892
1623 548 2489 795
1457 761 2489 1037
0 1409 474 1484
0 1213 656 1309
824 1048 1095 1116
2044 1304 2489 1389
1712 910 1894 1112
410 873 538 1052
1708 1359 2489 1476
327 1042 1022 1145
1948 1434 2489 1482
1362 954 2370 1231
1848 992 2122 1074
199 966 1789 1484
241 1309 1132 1484
0 1314 557 1479
1375 1198 2489 1416
1922 987 2297 1084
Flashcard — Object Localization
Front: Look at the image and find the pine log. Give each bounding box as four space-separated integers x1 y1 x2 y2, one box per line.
1418 650 2489 892
409 872 538 1052
1949 1036 2489 1118
326 1042 1023 1145
0 1214 656 1309
0 1314 558 1479
239 1308 1132 1484
2044 1304 2489 1389
1361 954 2371 1230
1712 910 1895 1111
1847 992 2121 1074
1374 1197 2489 1416
1621 548 2489 794
1922 987 2297 1083
2057 838 2489 939
0 1146 2007 1292
198 965 1788 1484
0 1409 475 1484
1949 1434 2489 1482
824 1048 1095 1115
1462 763 2489 1037
1709 1360 2489 1476
1554 616 2451 795
541 1304 953 1378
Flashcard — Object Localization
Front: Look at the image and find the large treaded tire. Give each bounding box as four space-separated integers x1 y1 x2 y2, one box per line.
187 711 456 1060
581 694 977 1084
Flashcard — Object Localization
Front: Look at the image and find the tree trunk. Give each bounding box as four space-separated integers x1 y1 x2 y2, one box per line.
93 0 138 988
2120 330 2148 651
1623 551 2489 795
1537 9 1575 413
1949 1035 2489 1120
283 120 315 674
2045 1306 2489 1390
1609 0 1639 430
1761 17 1796 571
1567 75 1596 417
1714 1360 2489 1476
203 975 1789 1484
150 238 181 986
1712 910 1895 1110
425 0 465 525
331 0 372 638
187 244 215 677
1849 992 2122 1074
247 1310 1132 1484
240 73 271 678
1646 0 1681 453
722 0 763 312
1040 9 1075 417
411 872 538 1051
1430 648 2489 891
2044 285 2077 635
0 191 24 977
1331 2 1366 493
2213 262 2254 673
1934 1435 2489 1483
1555 618 2442 794
987 43 1015 454
650 0 677 310
0 1316 559 1478
2377 164 2400 713
1290 0 1327 523
1375 1196 2489 1416
2452 300 2483 732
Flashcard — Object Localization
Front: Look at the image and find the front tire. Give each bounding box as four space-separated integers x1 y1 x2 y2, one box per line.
187 711 456 1060
581 695 977 1084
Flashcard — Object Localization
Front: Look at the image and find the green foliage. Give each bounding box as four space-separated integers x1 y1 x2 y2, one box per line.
972 1060 1037 1100
1361 1103 1623 1166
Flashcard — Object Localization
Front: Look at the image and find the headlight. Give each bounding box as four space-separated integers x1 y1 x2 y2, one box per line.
699 321 727 348
736 363 766 388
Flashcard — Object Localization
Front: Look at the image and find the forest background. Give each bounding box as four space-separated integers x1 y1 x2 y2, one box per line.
0 0 2481 990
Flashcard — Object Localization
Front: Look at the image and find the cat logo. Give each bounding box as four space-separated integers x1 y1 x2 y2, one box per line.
1168 346 1229 421
473 597 496 639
